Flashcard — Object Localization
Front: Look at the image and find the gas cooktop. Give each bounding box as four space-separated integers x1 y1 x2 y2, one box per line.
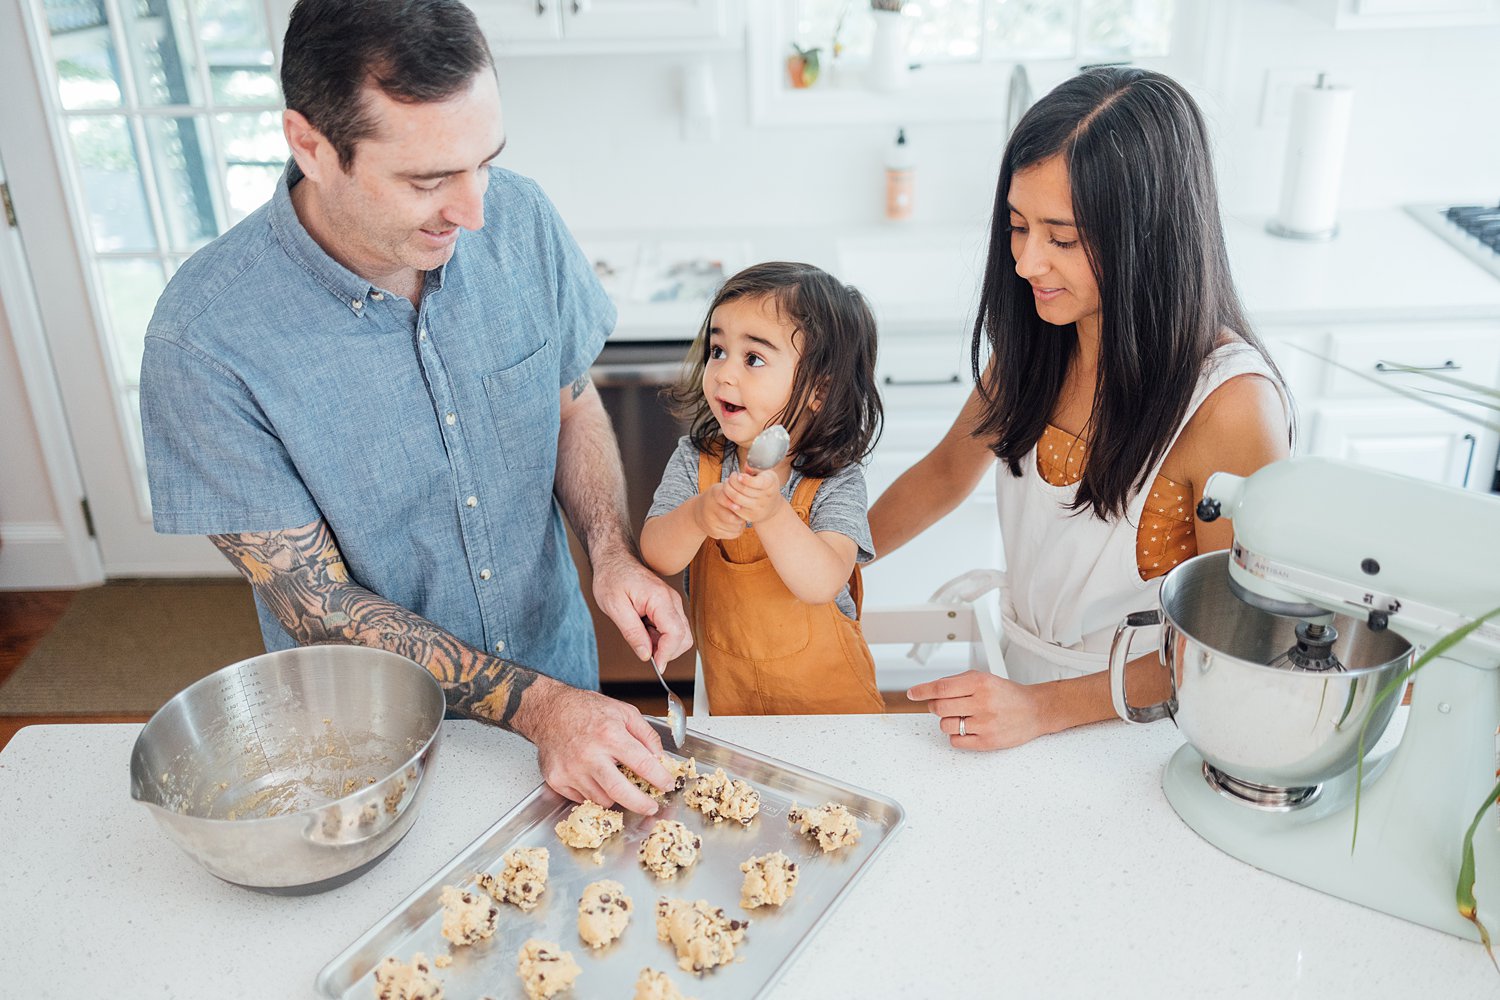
1406 202 1500 280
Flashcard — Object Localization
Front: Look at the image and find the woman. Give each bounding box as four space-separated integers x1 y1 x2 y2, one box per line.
869 67 1291 749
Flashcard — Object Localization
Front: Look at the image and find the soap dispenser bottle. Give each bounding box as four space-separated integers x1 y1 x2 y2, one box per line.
885 127 914 222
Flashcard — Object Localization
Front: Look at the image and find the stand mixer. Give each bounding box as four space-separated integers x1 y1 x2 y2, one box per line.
1141 457 1500 939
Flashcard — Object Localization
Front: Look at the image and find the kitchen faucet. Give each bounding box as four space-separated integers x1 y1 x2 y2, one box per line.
1006 63 1032 137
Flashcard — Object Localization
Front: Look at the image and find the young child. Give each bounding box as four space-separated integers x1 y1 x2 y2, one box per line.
641 261 885 716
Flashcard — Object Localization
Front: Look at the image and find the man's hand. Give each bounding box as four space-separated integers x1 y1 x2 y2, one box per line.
695 484 747 540
906 670 1051 751
722 468 786 526
592 548 693 669
514 677 675 814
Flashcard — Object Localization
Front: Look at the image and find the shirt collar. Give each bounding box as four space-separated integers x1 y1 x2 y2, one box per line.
268 159 448 316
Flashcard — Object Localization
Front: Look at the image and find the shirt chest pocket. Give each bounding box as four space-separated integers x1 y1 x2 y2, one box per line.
483 338 561 473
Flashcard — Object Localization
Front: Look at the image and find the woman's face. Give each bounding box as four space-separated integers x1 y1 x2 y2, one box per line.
1007 155 1101 333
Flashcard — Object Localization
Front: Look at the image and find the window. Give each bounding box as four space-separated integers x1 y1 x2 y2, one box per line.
751 0 1197 125
32 0 285 505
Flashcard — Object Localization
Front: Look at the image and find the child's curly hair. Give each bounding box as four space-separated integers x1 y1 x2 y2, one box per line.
665 261 882 480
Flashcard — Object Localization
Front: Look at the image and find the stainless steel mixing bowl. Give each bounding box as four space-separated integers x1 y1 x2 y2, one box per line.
1110 551 1413 797
129 645 445 894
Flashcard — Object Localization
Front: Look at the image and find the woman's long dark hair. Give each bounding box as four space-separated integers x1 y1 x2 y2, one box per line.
667 262 882 480
973 66 1284 520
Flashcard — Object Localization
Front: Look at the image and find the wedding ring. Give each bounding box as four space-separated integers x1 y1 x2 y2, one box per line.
958 716 968 737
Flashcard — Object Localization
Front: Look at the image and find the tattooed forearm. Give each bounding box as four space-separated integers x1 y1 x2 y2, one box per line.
569 372 590 401
210 521 540 732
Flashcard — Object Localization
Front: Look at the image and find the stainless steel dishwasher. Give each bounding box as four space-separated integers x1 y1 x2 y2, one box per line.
569 339 698 688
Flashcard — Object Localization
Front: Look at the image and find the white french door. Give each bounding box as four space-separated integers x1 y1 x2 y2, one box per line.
0 0 293 576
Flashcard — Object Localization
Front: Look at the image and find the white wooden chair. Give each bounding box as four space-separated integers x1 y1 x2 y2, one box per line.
690 595 1004 718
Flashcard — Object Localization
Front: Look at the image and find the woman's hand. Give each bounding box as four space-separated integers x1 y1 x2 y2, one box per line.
695 484 746 540
906 670 1052 750
722 468 787 526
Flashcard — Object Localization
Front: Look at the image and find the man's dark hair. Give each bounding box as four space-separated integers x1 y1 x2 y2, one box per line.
972 66 1288 520
281 0 494 170
667 262 883 481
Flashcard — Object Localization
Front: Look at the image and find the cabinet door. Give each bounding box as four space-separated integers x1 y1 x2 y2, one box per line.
560 0 726 40
475 0 565 41
1309 406 1488 490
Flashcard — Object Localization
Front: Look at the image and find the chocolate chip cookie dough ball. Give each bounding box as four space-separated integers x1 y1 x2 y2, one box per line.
638 819 702 879
654 898 749 974
477 846 549 912
515 939 581 1000
787 802 861 853
739 851 799 908
373 952 443 1000
554 799 624 863
438 885 498 946
576 878 632 949
683 767 760 826
634 967 698 1000
620 755 698 799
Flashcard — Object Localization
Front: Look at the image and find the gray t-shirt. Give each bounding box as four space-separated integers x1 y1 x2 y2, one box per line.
647 436 875 620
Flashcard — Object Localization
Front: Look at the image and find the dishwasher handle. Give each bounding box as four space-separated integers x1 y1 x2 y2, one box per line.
590 361 684 388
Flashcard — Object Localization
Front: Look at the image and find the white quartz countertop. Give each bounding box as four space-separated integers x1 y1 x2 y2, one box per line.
587 208 1500 340
0 715 1492 997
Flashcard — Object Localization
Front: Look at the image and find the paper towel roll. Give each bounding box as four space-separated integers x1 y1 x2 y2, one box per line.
1271 77 1354 240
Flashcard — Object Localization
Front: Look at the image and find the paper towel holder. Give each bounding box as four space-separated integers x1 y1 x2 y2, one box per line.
1266 72 1350 243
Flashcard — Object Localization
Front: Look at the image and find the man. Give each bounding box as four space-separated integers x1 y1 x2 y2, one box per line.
138 0 689 814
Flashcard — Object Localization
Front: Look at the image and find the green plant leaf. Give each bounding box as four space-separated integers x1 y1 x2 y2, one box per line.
1459 776 1500 970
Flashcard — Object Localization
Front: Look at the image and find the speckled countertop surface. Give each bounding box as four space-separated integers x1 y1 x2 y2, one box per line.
0 716 1491 997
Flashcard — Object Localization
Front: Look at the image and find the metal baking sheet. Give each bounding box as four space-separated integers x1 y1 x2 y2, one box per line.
316 724 904 999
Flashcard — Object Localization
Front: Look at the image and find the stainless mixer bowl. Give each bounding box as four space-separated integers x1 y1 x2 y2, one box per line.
129 645 445 894
1122 551 1413 792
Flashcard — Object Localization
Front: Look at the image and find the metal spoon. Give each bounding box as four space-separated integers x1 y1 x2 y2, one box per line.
746 424 790 472
650 651 687 750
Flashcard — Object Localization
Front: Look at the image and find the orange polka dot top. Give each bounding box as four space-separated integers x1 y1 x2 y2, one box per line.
1036 424 1197 582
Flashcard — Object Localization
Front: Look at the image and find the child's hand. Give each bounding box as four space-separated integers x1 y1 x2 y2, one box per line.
723 468 787 526
696 484 746 540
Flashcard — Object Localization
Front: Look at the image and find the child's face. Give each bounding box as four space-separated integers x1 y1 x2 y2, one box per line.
702 293 802 452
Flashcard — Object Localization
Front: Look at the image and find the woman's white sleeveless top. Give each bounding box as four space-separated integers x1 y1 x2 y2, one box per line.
993 343 1289 683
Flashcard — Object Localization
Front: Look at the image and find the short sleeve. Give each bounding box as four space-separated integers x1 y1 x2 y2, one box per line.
140 335 321 535
528 181 615 388
646 436 703 520
808 463 876 565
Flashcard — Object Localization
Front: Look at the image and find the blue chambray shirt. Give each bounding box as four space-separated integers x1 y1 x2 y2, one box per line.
139 162 614 690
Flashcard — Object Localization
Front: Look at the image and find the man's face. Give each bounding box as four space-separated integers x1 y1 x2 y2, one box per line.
305 70 505 280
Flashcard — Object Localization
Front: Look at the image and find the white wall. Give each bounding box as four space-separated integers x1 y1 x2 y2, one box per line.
495 0 1500 233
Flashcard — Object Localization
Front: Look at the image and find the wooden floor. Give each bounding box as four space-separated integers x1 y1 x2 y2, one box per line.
0 588 923 753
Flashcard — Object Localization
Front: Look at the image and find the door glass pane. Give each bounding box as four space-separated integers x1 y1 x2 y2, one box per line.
121 0 203 107
985 0 1077 60
194 0 279 106
909 0 982 63
216 111 286 223
98 257 168 385
145 116 219 251
45 0 125 109
1080 0 1173 60
68 115 156 251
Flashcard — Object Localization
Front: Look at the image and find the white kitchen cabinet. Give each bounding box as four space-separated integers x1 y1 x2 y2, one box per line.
472 0 736 52
1262 321 1500 493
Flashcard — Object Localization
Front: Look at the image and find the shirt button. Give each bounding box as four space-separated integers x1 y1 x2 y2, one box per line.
445 412 456 425
351 298 363 310
493 640 506 654
465 495 478 508
479 568 492 580
419 327 427 341
370 291 384 301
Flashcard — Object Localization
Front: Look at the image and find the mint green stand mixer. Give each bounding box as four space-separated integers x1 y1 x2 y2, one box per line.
1111 457 1500 940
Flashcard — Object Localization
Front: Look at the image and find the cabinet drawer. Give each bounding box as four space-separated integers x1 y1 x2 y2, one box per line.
1323 324 1500 400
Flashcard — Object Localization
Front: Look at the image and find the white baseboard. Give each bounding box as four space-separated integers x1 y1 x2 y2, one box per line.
0 521 101 589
